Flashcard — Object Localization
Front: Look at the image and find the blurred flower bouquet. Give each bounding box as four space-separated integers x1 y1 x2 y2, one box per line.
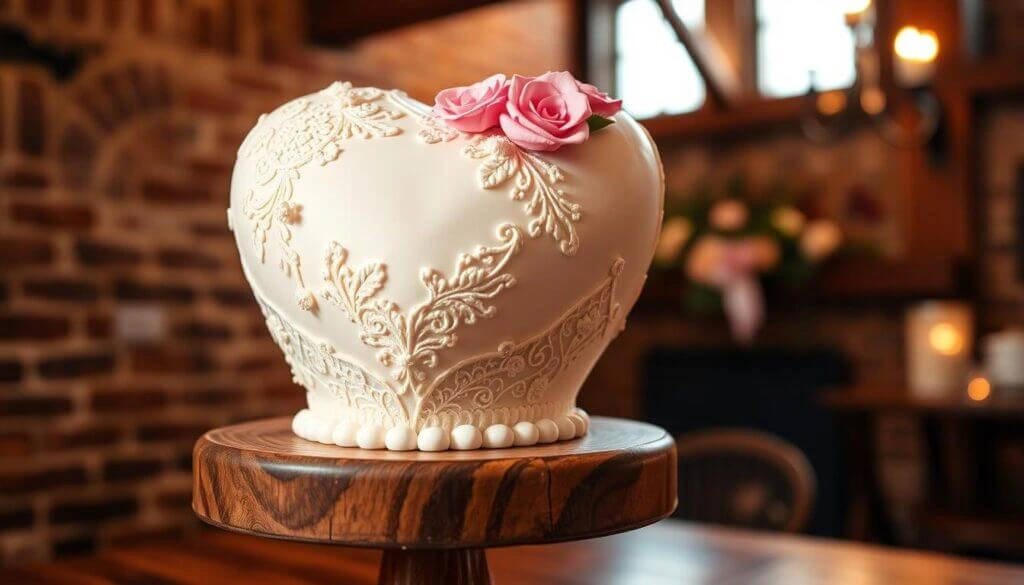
655 178 842 343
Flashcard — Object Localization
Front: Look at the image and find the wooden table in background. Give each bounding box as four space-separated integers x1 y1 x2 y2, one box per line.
822 387 1024 555
5 519 1024 584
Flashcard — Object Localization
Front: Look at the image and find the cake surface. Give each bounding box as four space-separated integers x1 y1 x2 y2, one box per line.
229 75 663 451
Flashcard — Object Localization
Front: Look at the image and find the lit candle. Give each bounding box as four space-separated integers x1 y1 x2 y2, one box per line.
906 302 973 398
894 26 939 87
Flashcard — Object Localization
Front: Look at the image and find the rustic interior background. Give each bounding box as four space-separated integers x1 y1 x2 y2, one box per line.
0 0 1021 564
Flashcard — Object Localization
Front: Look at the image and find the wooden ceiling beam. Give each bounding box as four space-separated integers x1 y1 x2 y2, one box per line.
654 0 740 108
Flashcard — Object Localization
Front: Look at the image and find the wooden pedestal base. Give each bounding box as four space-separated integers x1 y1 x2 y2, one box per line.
379 549 490 585
193 416 676 585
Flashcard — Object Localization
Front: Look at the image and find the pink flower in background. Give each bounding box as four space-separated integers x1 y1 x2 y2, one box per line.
499 72 593 151
576 81 623 117
432 74 510 133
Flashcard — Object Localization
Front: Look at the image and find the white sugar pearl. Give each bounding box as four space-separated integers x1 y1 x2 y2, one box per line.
356 424 386 450
291 410 310 435
385 426 417 451
575 408 591 426
332 420 360 447
314 419 335 443
536 419 559 444
554 417 576 441
450 425 483 450
567 414 587 437
512 421 539 446
482 424 515 449
417 427 450 452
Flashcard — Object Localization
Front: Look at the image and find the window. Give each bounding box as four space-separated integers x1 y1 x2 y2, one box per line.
756 0 857 97
615 0 706 119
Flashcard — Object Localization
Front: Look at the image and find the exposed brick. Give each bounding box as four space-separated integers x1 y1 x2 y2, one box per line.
157 247 220 271
0 431 34 457
0 395 73 418
0 313 71 340
86 313 112 339
46 425 122 450
0 237 53 267
0 465 88 495
141 177 214 204
10 201 94 230
130 348 214 375
0 506 36 530
2 168 50 189
18 77 46 156
0 359 24 382
38 352 116 379
51 496 138 525
114 280 195 304
182 87 242 115
180 386 241 406
235 354 276 372
24 278 100 302
90 387 167 413
190 221 232 239
210 286 252 307
59 124 97 189
137 422 208 443
75 239 143 266
155 486 191 511
102 457 163 482
172 320 232 341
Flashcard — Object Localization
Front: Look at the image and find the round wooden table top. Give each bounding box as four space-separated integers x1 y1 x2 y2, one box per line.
193 416 677 549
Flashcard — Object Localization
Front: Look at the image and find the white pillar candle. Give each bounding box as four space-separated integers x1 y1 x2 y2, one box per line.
906 301 973 398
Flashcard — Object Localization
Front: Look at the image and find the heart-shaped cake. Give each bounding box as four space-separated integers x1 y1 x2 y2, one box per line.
229 73 663 451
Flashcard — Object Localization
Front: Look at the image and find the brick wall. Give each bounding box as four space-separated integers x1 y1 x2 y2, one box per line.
0 0 573 564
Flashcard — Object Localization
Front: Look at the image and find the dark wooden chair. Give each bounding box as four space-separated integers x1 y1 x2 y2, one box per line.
674 428 816 533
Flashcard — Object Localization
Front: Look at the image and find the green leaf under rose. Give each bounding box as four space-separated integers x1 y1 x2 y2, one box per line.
587 115 615 133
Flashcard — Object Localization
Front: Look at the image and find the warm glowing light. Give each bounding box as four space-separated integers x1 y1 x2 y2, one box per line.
929 322 964 356
967 377 991 402
816 90 847 116
894 26 939 63
860 87 887 115
843 0 872 15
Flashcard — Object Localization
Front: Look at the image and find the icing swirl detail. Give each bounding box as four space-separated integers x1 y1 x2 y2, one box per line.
319 224 523 397
237 82 405 312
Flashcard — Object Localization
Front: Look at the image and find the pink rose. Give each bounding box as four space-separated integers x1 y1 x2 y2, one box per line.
576 81 623 117
499 72 593 152
432 74 510 133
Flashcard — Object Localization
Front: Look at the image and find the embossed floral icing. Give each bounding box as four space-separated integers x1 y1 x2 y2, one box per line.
229 77 662 451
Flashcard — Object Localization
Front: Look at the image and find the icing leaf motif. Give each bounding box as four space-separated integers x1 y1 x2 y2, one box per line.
320 224 523 396
463 136 581 256
237 82 404 312
414 257 625 427
260 300 407 426
416 114 460 144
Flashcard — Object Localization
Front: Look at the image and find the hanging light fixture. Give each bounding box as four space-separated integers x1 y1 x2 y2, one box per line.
801 0 941 148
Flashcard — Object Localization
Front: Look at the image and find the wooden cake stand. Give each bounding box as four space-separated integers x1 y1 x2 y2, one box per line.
192 416 677 584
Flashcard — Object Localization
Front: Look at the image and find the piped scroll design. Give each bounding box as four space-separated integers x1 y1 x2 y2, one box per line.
415 257 624 428
319 224 524 397
463 136 581 256
387 92 582 257
261 301 409 427
237 82 404 313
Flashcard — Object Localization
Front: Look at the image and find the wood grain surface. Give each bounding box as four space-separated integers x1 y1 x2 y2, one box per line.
7 520 1024 585
192 416 678 549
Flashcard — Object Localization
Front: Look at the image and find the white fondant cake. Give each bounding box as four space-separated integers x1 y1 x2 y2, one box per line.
229 77 663 451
